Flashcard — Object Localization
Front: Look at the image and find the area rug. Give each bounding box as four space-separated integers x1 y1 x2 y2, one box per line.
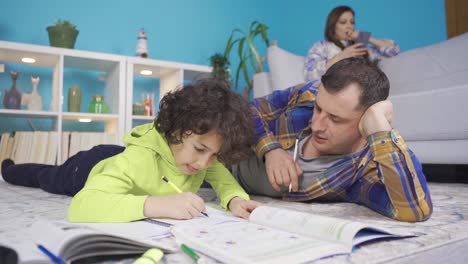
0 180 466 263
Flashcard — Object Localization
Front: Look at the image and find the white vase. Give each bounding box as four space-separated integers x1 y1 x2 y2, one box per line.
27 76 42 111
253 72 273 98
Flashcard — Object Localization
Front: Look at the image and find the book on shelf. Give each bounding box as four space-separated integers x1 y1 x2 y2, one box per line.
30 132 48 163
10 131 21 163
0 132 11 162
61 131 70 163
169 206 416 264
44 132 58 165
3 219 178 264
5 135 14 161
68 132 81 159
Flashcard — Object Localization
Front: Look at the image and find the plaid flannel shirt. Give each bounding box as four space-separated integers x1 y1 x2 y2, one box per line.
250 81 432 222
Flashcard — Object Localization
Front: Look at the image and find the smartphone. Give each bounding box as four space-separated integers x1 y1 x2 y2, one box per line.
356 31 371 46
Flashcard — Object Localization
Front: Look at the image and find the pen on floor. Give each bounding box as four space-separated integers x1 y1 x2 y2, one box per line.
37 244 65 264
288 138 299 193
161 176 209 217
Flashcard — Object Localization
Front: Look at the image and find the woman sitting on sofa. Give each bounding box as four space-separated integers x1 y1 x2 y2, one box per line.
304 5 400 81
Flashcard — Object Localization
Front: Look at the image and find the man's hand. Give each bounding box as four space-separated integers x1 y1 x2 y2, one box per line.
143 192 207 219
264 148 303 192
359 100 393 137
228 197 263 219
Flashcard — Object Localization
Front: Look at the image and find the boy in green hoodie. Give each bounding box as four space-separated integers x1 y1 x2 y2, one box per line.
2 79 261 222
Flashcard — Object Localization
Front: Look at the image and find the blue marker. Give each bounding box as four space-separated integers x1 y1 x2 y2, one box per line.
37 244 65 264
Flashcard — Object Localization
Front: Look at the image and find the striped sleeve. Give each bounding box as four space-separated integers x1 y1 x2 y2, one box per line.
369 39 400 60
366 129 433 222
251 82 317 157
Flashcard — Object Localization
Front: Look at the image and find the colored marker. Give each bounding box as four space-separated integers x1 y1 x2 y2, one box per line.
181 243 201 263
37 244 65 264
133 248 163 264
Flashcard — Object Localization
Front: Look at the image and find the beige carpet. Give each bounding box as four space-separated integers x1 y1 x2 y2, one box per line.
0 180 466 263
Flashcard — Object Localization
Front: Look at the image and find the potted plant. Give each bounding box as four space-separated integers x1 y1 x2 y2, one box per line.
209 53 230 80
47 19 79 49
224 21 270 99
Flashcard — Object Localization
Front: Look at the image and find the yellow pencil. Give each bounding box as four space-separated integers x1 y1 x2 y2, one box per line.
161 176 209 217
161 176 183 193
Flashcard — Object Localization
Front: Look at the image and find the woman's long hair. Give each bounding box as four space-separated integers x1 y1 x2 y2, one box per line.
324 5 355 50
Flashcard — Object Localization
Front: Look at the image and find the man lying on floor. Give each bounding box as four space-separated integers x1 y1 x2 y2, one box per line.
233 57 433 222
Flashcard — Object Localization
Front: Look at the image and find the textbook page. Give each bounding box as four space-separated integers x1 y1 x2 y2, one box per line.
170 207 349 264
250 206 407 248
172 218 348 264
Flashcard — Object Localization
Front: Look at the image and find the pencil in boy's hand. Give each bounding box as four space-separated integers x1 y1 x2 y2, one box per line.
162 176 183 193
200 211 209 217
161 176 209 217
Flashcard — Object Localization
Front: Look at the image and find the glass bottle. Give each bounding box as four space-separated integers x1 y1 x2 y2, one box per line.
142 93 154 116
88 95 108 114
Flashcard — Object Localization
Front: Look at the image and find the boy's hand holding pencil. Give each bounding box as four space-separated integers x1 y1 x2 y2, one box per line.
142 176 208 219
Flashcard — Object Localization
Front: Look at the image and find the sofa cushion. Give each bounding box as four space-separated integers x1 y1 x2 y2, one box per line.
381 33 468 96
267 45 305 91
390 84 468 141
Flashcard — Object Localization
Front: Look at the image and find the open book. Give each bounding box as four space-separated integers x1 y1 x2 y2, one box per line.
170 206 415 264
5 219 178 263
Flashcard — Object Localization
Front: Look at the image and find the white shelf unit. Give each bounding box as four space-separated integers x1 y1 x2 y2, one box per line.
0 41 126 164
125 57 211 132
1 40 212 164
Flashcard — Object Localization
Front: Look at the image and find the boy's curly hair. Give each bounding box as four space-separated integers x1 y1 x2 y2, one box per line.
155 78 254 165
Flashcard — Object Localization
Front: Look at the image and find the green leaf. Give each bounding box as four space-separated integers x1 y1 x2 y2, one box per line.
214 20 270 93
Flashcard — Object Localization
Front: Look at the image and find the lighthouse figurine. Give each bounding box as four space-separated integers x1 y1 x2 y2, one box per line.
135 28 148 58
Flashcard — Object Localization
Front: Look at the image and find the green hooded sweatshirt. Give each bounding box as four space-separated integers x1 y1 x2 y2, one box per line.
68 123 249 223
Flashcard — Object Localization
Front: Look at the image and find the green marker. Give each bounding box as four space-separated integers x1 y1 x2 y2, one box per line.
181 243 202 263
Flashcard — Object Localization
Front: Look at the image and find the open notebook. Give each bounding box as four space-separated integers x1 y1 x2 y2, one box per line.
168 206 415 264
4 219 177 263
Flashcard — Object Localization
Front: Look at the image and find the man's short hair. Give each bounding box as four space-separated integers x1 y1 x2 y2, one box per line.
321 57 390 110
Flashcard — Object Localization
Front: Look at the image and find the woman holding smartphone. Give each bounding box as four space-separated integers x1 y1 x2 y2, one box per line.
304 5 400 81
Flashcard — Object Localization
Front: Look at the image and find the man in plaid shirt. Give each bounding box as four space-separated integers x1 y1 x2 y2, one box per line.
234 57 432 222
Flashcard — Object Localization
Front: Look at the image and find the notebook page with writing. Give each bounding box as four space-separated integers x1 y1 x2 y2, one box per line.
172 219 348 264
170 208 349 264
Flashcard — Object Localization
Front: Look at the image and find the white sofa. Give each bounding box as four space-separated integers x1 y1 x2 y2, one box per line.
254 33 468 164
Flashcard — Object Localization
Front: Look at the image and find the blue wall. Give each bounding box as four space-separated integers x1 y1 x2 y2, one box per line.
1 0 447 66
0 0 446 132
0 0 446 126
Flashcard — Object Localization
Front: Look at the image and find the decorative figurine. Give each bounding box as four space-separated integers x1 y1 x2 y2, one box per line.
3 71 22 109
135 28 148 58
68 85 82 112
22 76 43 111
